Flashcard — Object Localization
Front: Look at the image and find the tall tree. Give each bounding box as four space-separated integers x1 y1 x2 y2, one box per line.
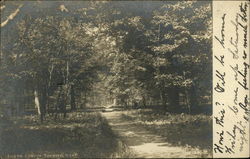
149 1 212 112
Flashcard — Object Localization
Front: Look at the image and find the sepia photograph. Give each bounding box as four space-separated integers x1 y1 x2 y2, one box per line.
0 0 213 158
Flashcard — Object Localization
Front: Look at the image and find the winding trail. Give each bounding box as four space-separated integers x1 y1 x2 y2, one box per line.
102 111 207 158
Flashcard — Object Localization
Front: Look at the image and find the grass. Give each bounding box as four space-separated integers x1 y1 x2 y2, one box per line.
121 109 212 155
0 112 133 158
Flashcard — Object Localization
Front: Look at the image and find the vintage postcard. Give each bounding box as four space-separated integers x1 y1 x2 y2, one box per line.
0 0 249 158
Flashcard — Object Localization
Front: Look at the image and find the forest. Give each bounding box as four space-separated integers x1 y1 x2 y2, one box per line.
0 1 212 158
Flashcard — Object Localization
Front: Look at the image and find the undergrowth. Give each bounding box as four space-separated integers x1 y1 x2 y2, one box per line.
0 112 133 158
121 109 212 156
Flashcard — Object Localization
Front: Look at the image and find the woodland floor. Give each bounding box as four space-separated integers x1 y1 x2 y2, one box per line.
102 110 212 158
0 111 132 158
0 109 212 158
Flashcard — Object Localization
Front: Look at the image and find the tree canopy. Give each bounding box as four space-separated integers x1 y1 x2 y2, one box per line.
0 1 212 120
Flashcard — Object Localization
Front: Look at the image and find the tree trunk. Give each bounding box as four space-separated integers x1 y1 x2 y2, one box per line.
80 92 83 109
184 88 191 114
47 63 54 115
70 85 76 111
54 87 62 120
142 96 146 107
34 85 46 122
14 88 20 116
113 98 117 105
81 92 87 109
34 89 41 115
160 90 164 105
40 87 47 121
168 86 179 112
160 89 168 111
189 85 198 114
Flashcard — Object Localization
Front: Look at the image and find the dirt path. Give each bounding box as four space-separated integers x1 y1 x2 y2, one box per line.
102 111 207 158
